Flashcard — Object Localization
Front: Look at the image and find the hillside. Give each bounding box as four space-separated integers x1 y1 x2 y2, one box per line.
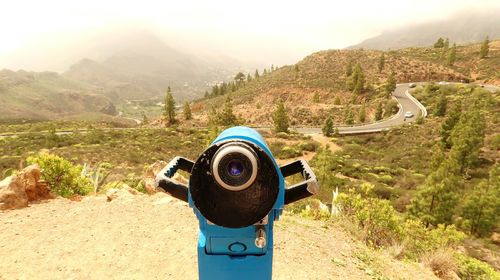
349 10 500 50
193 42 485 127
63 31 241 103
0 70 116 121
0 193 437 280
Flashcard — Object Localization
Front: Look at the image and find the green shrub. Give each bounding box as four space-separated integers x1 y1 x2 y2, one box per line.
27 153 92 197
298 140 319 152
454 253 500 280
337 183 403 247
402 219 465 259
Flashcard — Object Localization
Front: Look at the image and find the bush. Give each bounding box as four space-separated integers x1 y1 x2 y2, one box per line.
298 140 319 152
454 253 500 280
27 153 93 197
337 183 403 247
402 219 465 259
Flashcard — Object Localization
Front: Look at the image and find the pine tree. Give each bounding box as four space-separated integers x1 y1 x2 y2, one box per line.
344 106 354 125
254 69 260 79
263 69 268 75
378 53 385 73
350 63 365 94
440 100 461 148
358 104 366 123
480 36 489 58
294 64 299 72
385 72 396 98
447 43 457 66
246 73 252 82
219 96 238 126
204 90 209 98
142 112 148 125
271 64 275 72
434 95 448 117
345 59 353 77
433 37 444 48
208 106 218 127
183 102 192 120
212 85 219 96
449 104 485 174
234 72 245 83
461 163 500 236
164 87 176 125
272 100 289 133
375 102 383 121
322 117 334 137
408 158 460 226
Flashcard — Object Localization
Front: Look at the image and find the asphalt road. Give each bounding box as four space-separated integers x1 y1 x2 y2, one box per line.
293 83 424 135
0 83 497 138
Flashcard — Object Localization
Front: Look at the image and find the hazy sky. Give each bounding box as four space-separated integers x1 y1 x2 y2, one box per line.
0 0 499 71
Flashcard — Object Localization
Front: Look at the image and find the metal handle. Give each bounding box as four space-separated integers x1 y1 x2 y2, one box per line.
279 159 319 204
155 156 194 202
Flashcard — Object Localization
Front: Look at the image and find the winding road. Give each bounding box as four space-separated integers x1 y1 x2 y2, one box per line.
294 83 424 135
0 83 497 138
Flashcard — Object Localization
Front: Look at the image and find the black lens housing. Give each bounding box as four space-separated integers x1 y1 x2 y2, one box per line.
189 140 280 228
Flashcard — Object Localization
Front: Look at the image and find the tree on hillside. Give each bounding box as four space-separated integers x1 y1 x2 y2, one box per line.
480 36 490 58
272 100 289 133
234 72 245 84
322 116 334 137
461 163 500 237
204 90 209 98
434 95 448 117
294 64 300 72
345 59 353 77
375 102 383 121
385 72 397 98
440 101 462 148
447 43 457 66
358 104 366 123
246 73 252 82
449 104 485 174
344 105 354 125
271 64 275 72
378 53 385 73
208 106 218 127
254 69 260 79
212 85 220 96
408 158 460 226
350 63 365 94
218 96 238 126
434 37 445 48
263 69 268 75
164 87 176 125
183 102 192 120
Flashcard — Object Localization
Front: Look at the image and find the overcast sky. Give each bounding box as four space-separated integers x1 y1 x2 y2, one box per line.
0 0 498 71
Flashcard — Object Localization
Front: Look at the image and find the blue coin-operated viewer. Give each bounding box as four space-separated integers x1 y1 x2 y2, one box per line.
156 126 319 280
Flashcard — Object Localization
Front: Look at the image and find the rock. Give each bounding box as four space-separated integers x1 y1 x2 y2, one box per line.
106 185 141 202
0 176 28 210
143 161 167 194
0 164 53 210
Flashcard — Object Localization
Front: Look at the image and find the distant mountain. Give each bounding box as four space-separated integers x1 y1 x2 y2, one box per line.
63 31 242 102
0 70 116 121
349 10 500 50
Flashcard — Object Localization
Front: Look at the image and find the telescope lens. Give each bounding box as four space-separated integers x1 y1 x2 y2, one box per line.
228 160 244 176
212 142 258 191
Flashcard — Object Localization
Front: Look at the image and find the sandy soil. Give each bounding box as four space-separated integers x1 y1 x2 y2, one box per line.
0 194 436 280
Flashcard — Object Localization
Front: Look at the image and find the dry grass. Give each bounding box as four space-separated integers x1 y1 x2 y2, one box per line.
422 249 458 279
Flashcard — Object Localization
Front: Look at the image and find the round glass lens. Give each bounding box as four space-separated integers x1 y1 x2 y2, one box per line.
227 160 244 177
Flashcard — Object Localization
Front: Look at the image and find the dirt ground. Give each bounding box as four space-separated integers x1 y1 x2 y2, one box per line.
0 194 436 280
